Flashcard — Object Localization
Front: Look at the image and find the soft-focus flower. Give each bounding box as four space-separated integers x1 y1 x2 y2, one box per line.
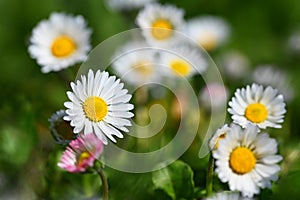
28 12 91 73
58 133 103 173
209 124 230 151
186 16 230 51
252 65 294 102
111 40 161 86
199 82 228 110
64 69 134 144
213 124 282 198
136 3 185 46
158 44 207 77
228 83 286 129
287 30 300 53
106 0 156 11
49 109 76 145
204 191 253 200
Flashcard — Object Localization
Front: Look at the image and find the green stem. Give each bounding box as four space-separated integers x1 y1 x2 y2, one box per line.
206 153 214 197
96 167 109 200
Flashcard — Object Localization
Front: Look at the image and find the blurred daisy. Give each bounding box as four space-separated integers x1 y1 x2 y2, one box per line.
252 65 294 102
159 44 207 77
209 124 230 151
64 69 134 144
213 124 282 198
28 12 91 73
287 30 300 53
204 191 253 200
106 0 156 11
49 109 76 145
58 133 103 173
200 82 229 110
186 16 230 51
136 3 185 46
111 40 160 86
228 83 286 129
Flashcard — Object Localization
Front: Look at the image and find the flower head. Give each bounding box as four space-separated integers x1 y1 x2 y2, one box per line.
136 3 185 46
106 0 156 11
28 12 91 73
58 133 104 173
64 69 134 144
228 83 286 129
186 16 230 51
213 124 282 198
209 124 230 151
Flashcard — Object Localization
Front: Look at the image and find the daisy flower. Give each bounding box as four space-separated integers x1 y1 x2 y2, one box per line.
64 69 134 144
136 3 185 46
228 83 286 129
252 65 294 102
204 191 253 200
111 40 160 86
213 124 282 198
28 12 91 73
200 82 229 110
58 133 104 173
158 44 207 77
209 124 230 151
186 16 230 51
106 0 156 11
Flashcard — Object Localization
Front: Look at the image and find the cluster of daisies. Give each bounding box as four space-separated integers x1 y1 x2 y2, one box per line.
208 83 286 198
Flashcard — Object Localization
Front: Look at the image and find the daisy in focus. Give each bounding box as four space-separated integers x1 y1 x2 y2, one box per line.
209 124 230 151
64 69 134 144
136 3 185 46
186 16 230 51
111 40 160 86
158 44 207 77
106 0 156 11
213 124 282 198
228 83 286 129
58 133 103 173
28 12 91 73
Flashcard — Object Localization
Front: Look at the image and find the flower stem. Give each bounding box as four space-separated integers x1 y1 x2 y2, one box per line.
206 153 214 197
96 167 109 200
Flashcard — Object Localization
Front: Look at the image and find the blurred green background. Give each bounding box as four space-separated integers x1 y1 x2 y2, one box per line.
1 0 300 199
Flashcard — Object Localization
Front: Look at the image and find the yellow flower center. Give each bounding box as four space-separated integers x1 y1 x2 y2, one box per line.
170 59 191 76
51 36 76 57
229 147 256 175
215 133 226 149
77 151 90 166
245 103 268 123
198 32 217 51
151 19 173 40
133 62 153 77
83 96 108 122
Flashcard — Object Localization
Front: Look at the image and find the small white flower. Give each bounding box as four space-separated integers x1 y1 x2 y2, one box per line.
213 124 282 198
106 0 156 11
158 44 207 77
228 83 286 129
209 124 230 151
64 69 134 144
28 12 91 73
136 3 185 46
111 40 161 86
252 65 294 102
204 191 253 200
186 16 230 51
200 82 229 110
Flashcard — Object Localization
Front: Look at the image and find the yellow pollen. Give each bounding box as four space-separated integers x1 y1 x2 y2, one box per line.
229 147 256 175
151 19 173 40
198 32 217 51
245 103 268 123
170 59 191 76
51 36 76 57
215 133 226 149
133 62 153 76
83 96 108 122
77 152 90 166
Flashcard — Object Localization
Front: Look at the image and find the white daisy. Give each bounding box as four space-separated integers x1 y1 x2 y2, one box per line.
213 124 282 198
63 69 134 144
136 3 185 46
28 12 91 73
111 40 161 86
106 0 156 11
209 124 230 151
158 44 207 77
228 83 286 129
204 191 253 200
252 65 294 102
186 16 230 51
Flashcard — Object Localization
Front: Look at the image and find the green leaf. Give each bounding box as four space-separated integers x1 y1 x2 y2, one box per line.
152 160 195 200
